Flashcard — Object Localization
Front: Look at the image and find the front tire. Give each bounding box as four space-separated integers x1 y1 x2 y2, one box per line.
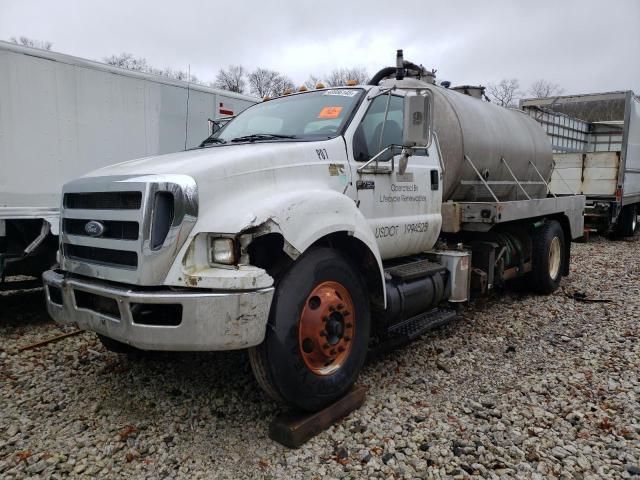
530 220 566 294
249 247 370 412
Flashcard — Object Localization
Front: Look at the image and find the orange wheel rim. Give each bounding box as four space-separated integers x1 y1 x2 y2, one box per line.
298 281 355 376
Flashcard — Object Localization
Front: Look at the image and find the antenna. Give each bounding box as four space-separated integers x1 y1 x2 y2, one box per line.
184 64 191 150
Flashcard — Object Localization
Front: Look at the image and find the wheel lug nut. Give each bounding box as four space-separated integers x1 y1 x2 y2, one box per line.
338 346 345 353
330 349 336 355
344 336 351 342
343 311 351 317
337 304 344 310
323 343 330 349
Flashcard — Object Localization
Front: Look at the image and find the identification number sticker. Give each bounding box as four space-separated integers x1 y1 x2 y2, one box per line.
324 89 359 97
318 106 343 119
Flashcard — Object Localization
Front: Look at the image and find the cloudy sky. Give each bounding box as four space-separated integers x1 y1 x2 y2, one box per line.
1 0 639 96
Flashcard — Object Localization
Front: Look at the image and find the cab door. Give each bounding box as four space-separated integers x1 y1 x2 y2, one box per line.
347 92 441 259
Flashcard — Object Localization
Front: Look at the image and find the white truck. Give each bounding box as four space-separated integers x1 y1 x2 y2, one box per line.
43 52 585 412
0 41 256 281
521 91 640 236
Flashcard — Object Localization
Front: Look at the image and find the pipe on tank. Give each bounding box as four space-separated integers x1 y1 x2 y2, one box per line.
368 67 396 86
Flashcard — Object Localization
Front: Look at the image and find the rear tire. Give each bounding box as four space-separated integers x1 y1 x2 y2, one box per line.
249 247 370 412
616 204 637 237
530 220 565 294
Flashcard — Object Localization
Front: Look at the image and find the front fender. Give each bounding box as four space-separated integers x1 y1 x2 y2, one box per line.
167 188 386 305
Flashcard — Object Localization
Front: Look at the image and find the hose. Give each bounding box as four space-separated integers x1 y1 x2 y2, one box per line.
368 67 396 86
368 61 427 86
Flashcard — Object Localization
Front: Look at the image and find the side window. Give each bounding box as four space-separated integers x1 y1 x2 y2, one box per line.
353 95 404 161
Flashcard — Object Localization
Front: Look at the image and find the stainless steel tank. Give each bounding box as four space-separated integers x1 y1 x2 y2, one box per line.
431 86 553 201
386 78 553 201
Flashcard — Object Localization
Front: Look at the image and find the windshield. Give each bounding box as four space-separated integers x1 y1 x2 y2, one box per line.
213 89 365 143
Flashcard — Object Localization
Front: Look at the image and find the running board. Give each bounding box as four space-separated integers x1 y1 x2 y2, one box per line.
386 308 457 340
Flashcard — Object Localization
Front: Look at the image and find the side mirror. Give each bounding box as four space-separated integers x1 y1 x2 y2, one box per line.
403 93 432 148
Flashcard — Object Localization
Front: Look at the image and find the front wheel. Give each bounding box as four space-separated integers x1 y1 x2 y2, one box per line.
249 247 370 412
529 220 566 294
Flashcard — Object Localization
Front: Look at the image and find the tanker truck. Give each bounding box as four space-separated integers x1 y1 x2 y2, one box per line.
43 51 585 412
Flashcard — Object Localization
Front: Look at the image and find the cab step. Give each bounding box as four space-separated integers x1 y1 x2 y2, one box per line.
386 308 457 340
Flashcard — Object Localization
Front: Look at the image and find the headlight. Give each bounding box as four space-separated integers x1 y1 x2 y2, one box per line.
209 237 236 265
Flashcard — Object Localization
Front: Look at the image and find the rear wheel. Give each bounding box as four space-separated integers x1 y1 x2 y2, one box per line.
616 204 637 237
530 220 566 294
249 247 370 412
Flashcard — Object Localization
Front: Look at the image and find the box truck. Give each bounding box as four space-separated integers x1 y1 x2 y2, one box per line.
521 91 640 236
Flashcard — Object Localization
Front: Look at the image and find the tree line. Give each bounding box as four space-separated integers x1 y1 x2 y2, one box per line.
7 36 564 103
485 78 564 107
211 65 369 98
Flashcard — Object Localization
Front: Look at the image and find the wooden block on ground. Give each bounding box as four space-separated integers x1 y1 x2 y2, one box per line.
269 386 367 448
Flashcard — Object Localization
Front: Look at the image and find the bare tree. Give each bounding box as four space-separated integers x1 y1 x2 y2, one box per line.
304 74 324 90
486 78 521 107
161 67 198 83
248 68 295 98
272 75 295 97
10 36 52 50
325 67 369 87
528 79 564 98
104 53 152 72
212 65 247 93
104 53 200 84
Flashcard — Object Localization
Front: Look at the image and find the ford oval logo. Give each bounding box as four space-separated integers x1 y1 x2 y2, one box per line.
84 220 106 237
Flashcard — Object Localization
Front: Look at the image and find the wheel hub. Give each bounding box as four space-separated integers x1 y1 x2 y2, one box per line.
548 236 561 280
298 281 355 376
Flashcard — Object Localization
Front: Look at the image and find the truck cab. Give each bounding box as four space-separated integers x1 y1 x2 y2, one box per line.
44 56 584 412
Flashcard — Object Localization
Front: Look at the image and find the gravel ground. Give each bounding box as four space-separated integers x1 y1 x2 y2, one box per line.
1 236 639 479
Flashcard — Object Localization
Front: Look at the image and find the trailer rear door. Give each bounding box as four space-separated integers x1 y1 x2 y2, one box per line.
622 93 640 203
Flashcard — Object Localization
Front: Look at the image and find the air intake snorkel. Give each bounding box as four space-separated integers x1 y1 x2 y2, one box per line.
396 49 405 80
368 49 431 85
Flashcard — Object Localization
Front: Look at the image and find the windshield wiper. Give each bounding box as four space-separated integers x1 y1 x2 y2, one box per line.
230 134 297 143
199 136 227 147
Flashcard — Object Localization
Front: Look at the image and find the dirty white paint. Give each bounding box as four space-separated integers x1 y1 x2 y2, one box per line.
551 152 620 196
87 86 447 306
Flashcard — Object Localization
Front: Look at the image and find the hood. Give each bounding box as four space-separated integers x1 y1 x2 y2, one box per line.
83 141 329 182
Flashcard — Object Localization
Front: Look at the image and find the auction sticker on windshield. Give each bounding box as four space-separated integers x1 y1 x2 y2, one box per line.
324 89 360 97
318 106 343 119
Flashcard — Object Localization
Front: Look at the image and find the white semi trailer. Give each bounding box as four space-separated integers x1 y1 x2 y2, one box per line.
43 51 585 411
0 41 257 280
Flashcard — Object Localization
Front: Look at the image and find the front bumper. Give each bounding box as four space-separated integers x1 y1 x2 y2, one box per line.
43 270 274 351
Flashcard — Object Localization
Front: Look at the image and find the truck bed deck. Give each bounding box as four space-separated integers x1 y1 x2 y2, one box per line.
442 195 585 238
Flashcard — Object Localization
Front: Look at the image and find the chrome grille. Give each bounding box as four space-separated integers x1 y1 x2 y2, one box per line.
60 175 198 286
64 244 138 268
64 191 142 210
63 218 139 240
